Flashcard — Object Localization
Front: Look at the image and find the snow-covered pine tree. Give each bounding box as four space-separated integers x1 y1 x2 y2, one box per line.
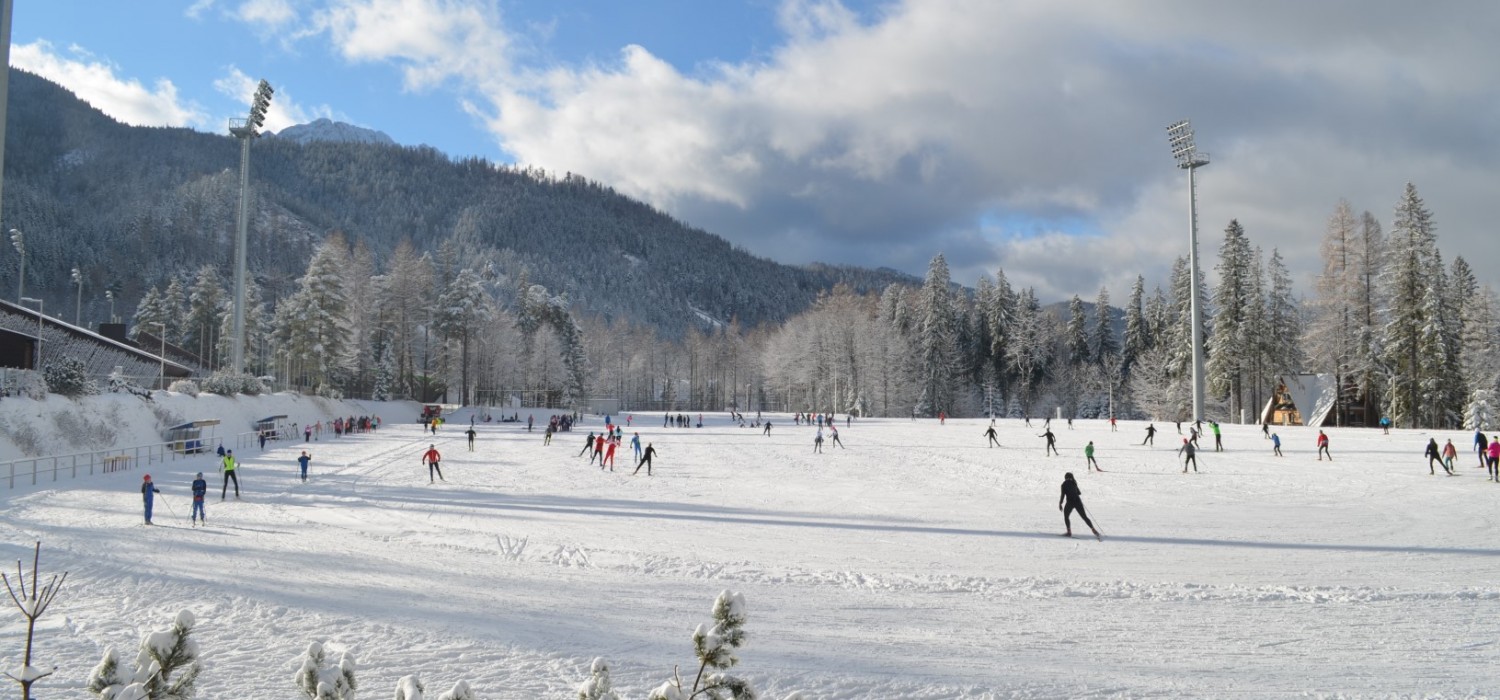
1466 389 1494 431
373 344 396 401
292 641 356 700
160 277 188 344
986 269 1016 395
1065 296 1089 367
1237 249 1270 420
1416 252 1461 428
1381 183 1438 428
183 266 224 370
1122 275 1148 375
577 658 620 700
393 675 424 700
1207 219 1253 419
131 287 166 341
286 235 355 391
1144 285 1170 354
44 355 97 396
1091 285 1118 368
1263 249 1302 408
88 610 201 700
1005 288 1050 417
647 590 757 700
916 254 957 416
437 268 493 405
1459 287 1500 418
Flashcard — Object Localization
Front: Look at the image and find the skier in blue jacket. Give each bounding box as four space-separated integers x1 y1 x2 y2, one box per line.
191 472 207 525
297 451 312 482
141 474 161 525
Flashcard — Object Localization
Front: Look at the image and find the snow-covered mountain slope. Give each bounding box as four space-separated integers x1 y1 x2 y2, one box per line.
271 118 397 146
1 398 1496 696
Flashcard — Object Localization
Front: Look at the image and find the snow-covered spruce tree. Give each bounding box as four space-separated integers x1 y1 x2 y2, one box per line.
88 610 201 700
1207 219 1253 419
1416 253 1461 428
160 277 188 344
292 641 356 700
1459 287 1500 413
1091 285 1117 368
372 344 395 401
916 253 957 417
647 590 760 700
44 355 98 397
183 265 224 369
1122 275 1148 375
437 267 493 406
131 287 166 342
1380 183 1439 428
276 235 355 391
1466 389 1494 431
1005 288 1050 417
577 658 620 700
1064 296 1088 368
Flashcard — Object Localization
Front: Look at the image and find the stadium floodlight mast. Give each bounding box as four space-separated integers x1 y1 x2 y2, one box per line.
1167 119 1210 423
228 78 273 375
19 296 41 370
70 266 83 325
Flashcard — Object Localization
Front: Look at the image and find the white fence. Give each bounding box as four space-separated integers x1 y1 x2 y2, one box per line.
3 436 225 489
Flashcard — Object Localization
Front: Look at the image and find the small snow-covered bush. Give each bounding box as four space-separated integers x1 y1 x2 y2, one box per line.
314 382 343 399
88 610 202 700
640 590 780 700
168 379 200 397
43 355 99 397
577 658 619 700
200 372 263 396
393 675 424 700
14 369 47 399
109 368 155 400
293 641 356 700
437 680 477 700
53 411 118 449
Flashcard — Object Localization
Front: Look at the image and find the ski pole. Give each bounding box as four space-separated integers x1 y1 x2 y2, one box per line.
157 493 179 518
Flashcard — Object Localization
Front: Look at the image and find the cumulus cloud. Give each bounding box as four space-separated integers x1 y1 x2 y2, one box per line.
11 40 209 128
280 0 1500 295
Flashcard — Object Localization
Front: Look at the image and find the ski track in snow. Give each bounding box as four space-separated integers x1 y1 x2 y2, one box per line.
2 409 1498 698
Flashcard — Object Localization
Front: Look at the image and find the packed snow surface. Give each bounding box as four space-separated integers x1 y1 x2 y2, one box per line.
1 400 1497 697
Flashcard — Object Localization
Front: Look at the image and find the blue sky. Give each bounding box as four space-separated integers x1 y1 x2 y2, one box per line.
12 1 1500 299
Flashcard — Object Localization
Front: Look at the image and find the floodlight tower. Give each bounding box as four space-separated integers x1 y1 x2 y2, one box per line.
1167 119 1209 423
228 79 273 374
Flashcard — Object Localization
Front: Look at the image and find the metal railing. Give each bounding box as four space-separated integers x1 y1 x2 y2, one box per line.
3 436 224 489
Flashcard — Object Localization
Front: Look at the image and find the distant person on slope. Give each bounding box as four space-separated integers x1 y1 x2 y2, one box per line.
423 444 444 483
1178 439 1198 473
1271 433 1282 457
1477 431 1489 467
1316 431 1332 461
633 443 657 476
631 432 642 461
191 472 207 525
220 449 240 500
141 474 161 525
763 420 772 436
466 426 477 451
1442 439 1457 474
1211 422 1223 452
1058 473 1101 540
1488 438 1499 482
1084 441 1102 472
1426 438 1451 475
1040 429 1059 456
985 424 1001 448
814 428 825 453
579 432 596 457
830 424 845 448
1142 424 1156 446
297 450 312 482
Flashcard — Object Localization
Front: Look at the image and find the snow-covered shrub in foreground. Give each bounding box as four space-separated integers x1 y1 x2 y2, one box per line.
292 641 356 699
167 380 200 397
43 355 99 397
577 657 619 700
393 674 424 700
87 610 202 700
200 372 263 396
636 590 798 700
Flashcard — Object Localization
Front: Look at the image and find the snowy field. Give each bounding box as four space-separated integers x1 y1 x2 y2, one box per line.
2 401 1499 698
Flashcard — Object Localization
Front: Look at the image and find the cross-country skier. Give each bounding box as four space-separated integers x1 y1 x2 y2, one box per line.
1142 424 1156 446
1211 422 1223 452
1271 433 1282 457
579 432 596 457
141 474 161 525
763 420 772 436
220 449 240 500
631 432 642 461
1316 431 1332 461
1084 441 1103 471
1058 473 1100 540
985 424 1001 447
466 427 476 451
1178 439 1198 473
1426 438 1452 475
423 444 444 483
591 434 606 465
1381 416 1391 434
1477 431 1490 467
1442 439 1457 474
602 436 618 471
1488 438 1500 481
1109 416 1117 432
814 428 824 453
543 425 553 445
297 450 312 482
191 472 207 525
830 424 845 448
633 443 657 476
1040 429 1058 456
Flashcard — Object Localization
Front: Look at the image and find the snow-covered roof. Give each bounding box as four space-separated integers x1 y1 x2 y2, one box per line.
0 299 193 375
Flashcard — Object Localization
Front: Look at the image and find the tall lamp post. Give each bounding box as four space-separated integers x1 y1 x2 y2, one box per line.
19 296 41 370
70 266 83 325
229 79 274 375
1167 120 1210 423
9 228 22 302
104 290 116 323
150 321 166 391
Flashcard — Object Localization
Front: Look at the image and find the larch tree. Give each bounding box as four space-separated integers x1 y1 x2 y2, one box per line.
437 268 492 405
1304 200 1360 425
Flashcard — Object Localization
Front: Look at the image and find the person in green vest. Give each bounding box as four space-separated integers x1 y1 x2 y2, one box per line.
1211 421 1223 452
1084 440 1102 472
220 449 241 500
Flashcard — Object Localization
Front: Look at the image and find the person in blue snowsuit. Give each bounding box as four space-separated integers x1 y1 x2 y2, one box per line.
631 432 642 461
297 450 312 482
191 472 207 525
141 474 161 525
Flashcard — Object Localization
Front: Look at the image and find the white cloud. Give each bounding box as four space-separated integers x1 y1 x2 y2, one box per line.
236 0 298 29
11 40 209 128
305 0 511 92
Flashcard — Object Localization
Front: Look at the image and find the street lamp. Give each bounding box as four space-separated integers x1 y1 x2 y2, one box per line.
19 296 41 370
104 290 116 323
9 227 22 302
150 321 166 391
1167 119 1210 423
229 78 273 375
70 266 83 325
